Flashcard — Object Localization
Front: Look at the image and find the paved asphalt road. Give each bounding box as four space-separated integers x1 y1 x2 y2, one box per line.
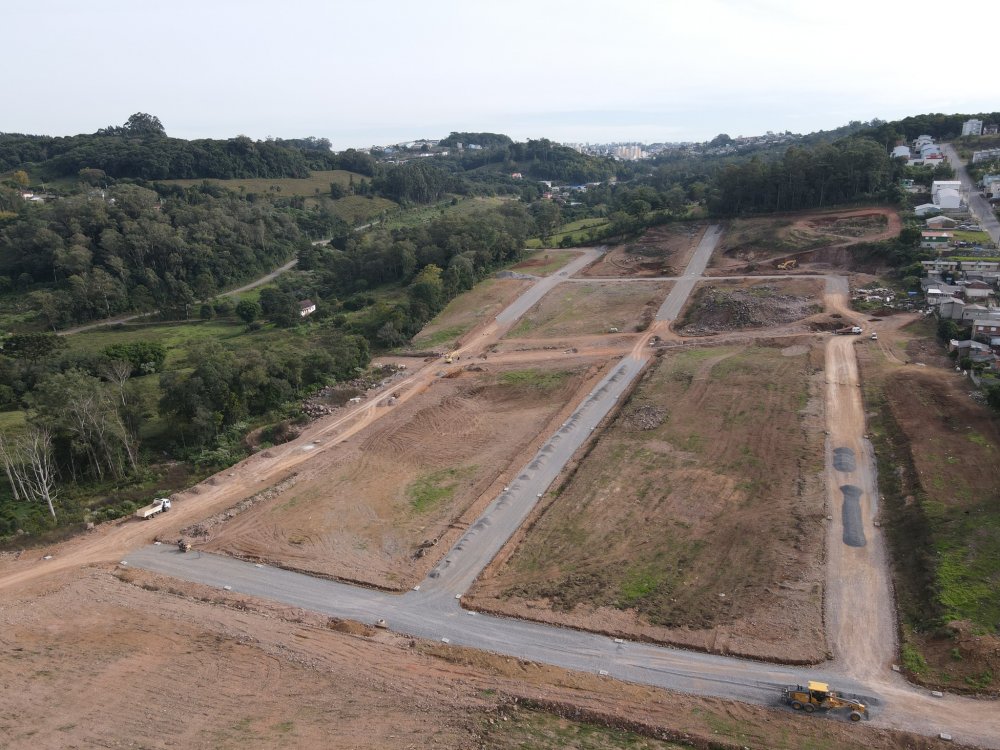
942 143 1000 245
495 248 604 325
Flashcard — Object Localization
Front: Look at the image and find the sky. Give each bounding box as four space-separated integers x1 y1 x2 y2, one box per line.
6 0 999 149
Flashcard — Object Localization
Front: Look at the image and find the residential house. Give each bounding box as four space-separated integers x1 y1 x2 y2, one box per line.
960 304 998 322
914 134 935 150
298 299 316 317
962 119 984 136
891 145 911 159
949 339 994 363
972 319 1000 341
958 280 995 300
920 230 953 249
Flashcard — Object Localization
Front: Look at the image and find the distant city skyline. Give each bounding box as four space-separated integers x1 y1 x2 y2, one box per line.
6 0 999 151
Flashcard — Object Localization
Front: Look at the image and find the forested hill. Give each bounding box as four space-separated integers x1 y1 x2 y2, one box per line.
858 111 1000 144
0 113 352 181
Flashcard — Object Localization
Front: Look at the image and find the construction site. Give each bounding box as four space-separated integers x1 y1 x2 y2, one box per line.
2 208 998 750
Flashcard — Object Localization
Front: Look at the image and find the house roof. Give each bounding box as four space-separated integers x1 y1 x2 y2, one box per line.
973 319 1000 328
298 299 315 308
921 231 952 238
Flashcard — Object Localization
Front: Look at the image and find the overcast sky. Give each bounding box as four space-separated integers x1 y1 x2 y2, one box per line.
7 0 999 148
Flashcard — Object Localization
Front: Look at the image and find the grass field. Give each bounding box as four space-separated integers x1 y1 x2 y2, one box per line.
859 332 1000 692
950 230 993 245
527 218 610 249
160 170 362 197
325 195 398 225
380 196 513 231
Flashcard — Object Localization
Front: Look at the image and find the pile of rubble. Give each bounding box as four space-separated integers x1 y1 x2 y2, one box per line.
300 364 407 420
678 286 816 336
623 404 667 431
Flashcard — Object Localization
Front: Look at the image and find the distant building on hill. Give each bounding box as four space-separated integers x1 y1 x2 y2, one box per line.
962 118 984 136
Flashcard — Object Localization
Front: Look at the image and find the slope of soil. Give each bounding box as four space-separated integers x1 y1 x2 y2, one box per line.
0 569 960 750
197 363 601 589
677 279 823 336
581 224 706 278
467 342 828 662
710 207 901 273
858 338 1000 694
508 281 672 339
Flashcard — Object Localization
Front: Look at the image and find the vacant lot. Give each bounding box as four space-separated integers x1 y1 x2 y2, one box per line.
510 249 583 277
197 363 601 589
468 342 828 663
0 569 939 750
582 224 706 278
410 278 530 349
859 336 1000 693
507 281 671 339
677 278 824 336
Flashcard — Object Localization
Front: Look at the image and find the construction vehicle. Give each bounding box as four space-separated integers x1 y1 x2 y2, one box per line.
777 259 798 270
836 326 863 335
783 681 866 722
177 538 192 553
445 351 459 364
135 497 171 520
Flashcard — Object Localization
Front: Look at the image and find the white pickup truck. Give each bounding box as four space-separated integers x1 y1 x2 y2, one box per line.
135 497 171 520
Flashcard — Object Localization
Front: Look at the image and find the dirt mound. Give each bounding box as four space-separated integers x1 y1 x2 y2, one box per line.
678 284 820 336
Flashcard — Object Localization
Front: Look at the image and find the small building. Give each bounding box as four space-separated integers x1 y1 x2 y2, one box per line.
914 203 940 217
511 172 523 179
914 134 935 150
938 296 966 320
921 231 953 249
891 145 911 159
960 280 995 300
962 119 984 137
972 148 1000 164
298 299 316 317
926 215 958 229
972 319 1000 340
961 304 995 322
949 339 994 362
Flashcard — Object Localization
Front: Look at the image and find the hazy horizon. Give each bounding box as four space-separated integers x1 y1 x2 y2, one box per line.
6 0 999 150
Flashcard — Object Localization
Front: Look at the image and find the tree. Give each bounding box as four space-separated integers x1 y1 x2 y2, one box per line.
1 333 67 362
123 112 166 136
235 299 261 325
12 170 29 188
0 428 59 519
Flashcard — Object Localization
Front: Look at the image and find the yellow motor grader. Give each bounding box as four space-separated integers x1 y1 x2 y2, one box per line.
783 681 866 722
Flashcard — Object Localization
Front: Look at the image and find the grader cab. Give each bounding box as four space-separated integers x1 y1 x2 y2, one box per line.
783 681 865 722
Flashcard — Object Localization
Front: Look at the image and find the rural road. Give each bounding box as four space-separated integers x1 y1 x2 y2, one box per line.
942 142 1000 245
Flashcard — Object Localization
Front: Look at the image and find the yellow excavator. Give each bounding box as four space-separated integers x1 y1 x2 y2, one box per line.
783 681 866 722
776 259 798 270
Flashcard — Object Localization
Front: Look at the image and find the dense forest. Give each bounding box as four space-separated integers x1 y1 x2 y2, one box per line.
0 181 346 328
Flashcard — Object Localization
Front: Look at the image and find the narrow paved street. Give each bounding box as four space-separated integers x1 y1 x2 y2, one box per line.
942 142 1000 245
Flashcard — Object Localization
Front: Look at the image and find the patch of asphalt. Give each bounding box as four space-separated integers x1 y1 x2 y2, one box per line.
840 485 866 548
832 447 856 472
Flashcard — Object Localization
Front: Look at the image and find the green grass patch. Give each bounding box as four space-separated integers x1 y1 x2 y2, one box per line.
159 170 363 197
527 218 610 248
0 410 26 435
498 369 570 391
410 324 466 349
407 466 475 512
951 230 992 244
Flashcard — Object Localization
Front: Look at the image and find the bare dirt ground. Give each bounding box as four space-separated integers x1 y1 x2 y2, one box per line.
195 361 607 590
0 568 964 750
509 249 583 276
581 224 707 278
708 207 902 275
506 281 672 339
466 340 829 663
675 277 825 336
